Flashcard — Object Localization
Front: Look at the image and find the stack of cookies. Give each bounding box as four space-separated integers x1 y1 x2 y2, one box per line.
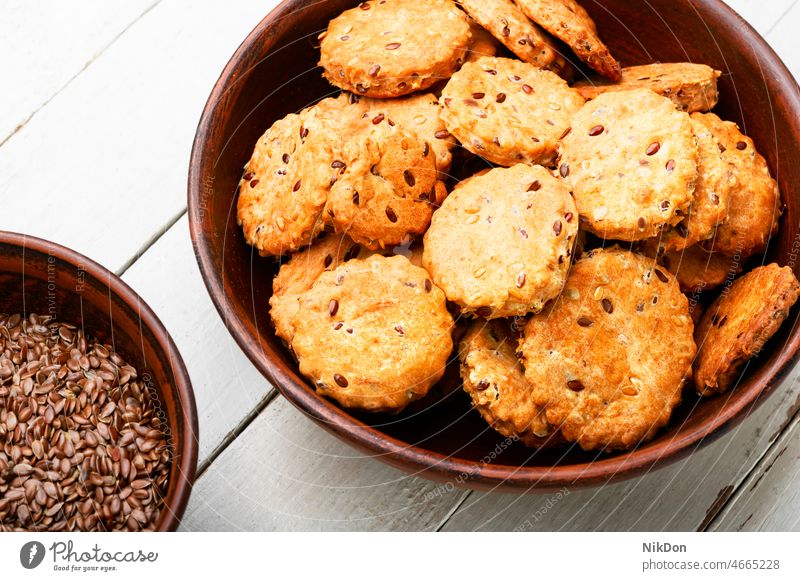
236 0 798 452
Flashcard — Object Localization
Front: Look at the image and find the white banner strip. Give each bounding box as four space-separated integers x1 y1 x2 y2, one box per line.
1 532 798 580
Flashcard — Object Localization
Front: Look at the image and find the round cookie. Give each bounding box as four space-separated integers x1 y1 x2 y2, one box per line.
641 241 741 294
291 255 454 412
514 0 621 80
694 264 800 395
270 233 364 344
319 0 472 98
237 101 344 256
464 19 502 64
457 0 568 72
574 63 721 113
459 319 558 446
326 122 447 250
519 248 696 451
238 94 367 257
560 88 698 241
440 56 584 166
692 112 781 259
424 164 578 318
658 116 734 251
360 92 456 177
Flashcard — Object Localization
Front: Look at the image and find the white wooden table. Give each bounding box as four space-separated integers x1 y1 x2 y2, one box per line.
2 0 799 531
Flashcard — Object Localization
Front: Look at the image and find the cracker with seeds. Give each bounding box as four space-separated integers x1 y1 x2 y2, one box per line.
574 63 721 112
424 164 578 318
457 0 568 73
520 248 695 451
694 264 799 395
291 255 454 412
440 56 584 166
320 0 472 98
693 112 781 258
560 89 698 241
326 122 447 250
515 0 621 80
460 319 559 446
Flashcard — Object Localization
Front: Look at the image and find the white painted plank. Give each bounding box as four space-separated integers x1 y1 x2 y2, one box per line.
440 367 800 531
121 215 274 466
0 0 155 143
0 0 276 273
723 0 797 38
179 396 470 531
711 409 800 531
763 2 800 79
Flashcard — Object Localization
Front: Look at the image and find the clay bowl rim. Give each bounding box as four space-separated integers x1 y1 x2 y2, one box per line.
188 0 800 491
0 230 199 528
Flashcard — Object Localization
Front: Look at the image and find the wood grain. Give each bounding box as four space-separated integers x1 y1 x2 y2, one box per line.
0 0 276 273
440 365 800 531
0 0 155 143
179 396 470 531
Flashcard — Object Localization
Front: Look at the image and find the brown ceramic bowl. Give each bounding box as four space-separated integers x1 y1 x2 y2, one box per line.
0 231 198 528
188 0 800 491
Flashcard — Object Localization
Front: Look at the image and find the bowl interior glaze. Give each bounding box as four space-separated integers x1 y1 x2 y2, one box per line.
0 232 198 528
189 0 800 490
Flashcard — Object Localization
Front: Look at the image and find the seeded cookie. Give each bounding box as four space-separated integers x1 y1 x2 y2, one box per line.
360 92 456 177
694 264 800 395
574 63 721 113
238 95 368 256
424 164 578 318
560 89 697 241
459 319 558 446
319 0 472 98
515 0 620 80
520 248 696 451
290 255 454 412
692 112 781 258
270 233 364 344
457 0 567 73
658 116 734 251
440 56 584 166
464 19 502 64
326 122 447 250
641 240 741 294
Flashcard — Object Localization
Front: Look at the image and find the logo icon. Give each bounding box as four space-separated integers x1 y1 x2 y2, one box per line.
20 541 46 569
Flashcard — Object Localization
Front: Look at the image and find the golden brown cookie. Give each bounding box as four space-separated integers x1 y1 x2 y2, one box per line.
573 63 721 112
237 100 348 256
459 319 558 446
440 56 584 166
692 112 781 258
237 93 367 257
457 0 567 73
269 233 365 344
464 18 502 64
424 164 578 318
642 241 742 294
658 116 734 251
514 0 621 80
520 248 695 451
560 88 697 241
694 264 800 395
319 0 472 98
291 255 454 412
326 122 447 250
359 92 456 177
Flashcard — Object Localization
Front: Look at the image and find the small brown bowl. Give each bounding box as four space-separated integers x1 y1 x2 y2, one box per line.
188 0 800 491
0 231 198 528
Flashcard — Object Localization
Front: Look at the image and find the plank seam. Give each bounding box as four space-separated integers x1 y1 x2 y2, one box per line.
196 389 280 477
704 398 800 530
0 0 163 148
